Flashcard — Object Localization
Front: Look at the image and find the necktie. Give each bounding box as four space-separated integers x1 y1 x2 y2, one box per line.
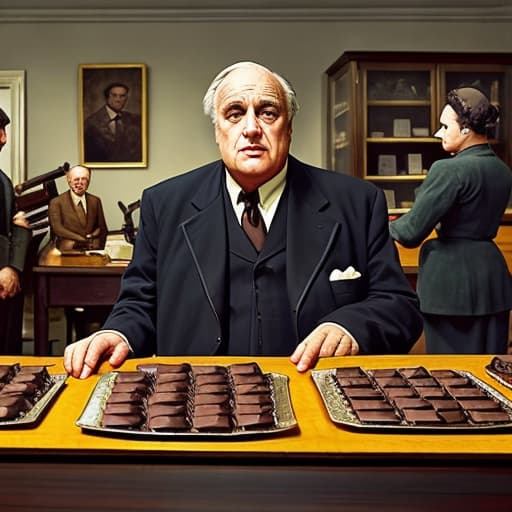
238 189 267 252
114 114 124 141
76 199 86 225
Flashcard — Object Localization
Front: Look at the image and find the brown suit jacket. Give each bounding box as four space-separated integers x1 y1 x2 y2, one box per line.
48 190 108 251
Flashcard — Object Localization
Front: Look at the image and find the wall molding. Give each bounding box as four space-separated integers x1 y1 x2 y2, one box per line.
1 6 512 23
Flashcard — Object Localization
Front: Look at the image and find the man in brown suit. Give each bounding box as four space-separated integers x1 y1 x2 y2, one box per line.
48 165 108 251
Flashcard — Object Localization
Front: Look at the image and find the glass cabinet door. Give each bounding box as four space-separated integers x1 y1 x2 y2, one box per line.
439 64 511 163
361 63 444 212
327 60 357 175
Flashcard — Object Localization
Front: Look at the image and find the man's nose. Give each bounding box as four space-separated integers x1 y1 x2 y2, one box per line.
242 112 262 138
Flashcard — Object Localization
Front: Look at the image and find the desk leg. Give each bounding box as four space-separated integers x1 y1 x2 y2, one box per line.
34 273 50 356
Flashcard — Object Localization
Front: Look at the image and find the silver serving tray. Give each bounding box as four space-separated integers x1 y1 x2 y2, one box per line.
485 366 512 392
77 371 297 438
0 374 67 428
311 368 512 432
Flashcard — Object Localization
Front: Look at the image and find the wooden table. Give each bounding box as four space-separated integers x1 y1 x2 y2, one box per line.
32 246 127 356
2 354 512 511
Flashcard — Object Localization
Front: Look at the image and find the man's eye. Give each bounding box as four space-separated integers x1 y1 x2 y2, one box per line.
260 109 278 122
226 111 243 122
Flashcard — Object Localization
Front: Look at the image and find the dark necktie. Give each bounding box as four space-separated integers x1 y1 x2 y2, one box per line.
113 114 124 141
238 189 267 252
76 199 87 226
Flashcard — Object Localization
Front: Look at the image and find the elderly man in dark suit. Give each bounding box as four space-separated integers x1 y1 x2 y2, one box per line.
0 107 31 354
48 164 108 251
84 82 142 163
64 61 422 379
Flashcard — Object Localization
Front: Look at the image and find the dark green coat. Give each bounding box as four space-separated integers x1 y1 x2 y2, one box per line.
390 144 512 315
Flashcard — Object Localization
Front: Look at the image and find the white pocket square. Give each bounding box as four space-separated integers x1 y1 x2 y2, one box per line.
329 266 361 281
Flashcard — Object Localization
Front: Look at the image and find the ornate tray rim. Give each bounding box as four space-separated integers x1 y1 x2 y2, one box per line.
0 374 68 428
485 366 512 392
311 368 512 432
76 371 297 438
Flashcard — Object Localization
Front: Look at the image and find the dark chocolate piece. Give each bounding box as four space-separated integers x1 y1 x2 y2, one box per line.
399 367 430 379
447 387 486 398
191 365 227 375
457 399 501 411
111 381 148 394
341 388 384 399
429 399 460 411
234 383 270 395
407 377 438 387
228 362 262 375
354 410 400 423
392 397 431 409
103 403 143 415
194 393 230 405
149 415 190 431
383 387 416 399
349 399 393 411
193 403 230 417
147 404 187 418
115 372 150 384
105 391 144 404
467 410 511 423
336 377 372 387
414 387 446 399
438 410 468 424
101 413 144 428
335 367 365 378
192 414 231 431
373 377 407 388
154 380 189 393
147 392 188 405
233 412 274 428
368 369 398 378
402 409 441 424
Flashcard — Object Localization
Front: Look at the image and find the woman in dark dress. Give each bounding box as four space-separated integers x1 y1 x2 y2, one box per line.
390 87 512 354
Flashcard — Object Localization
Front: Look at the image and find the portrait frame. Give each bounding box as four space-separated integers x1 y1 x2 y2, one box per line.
79 63 147 168
0 70 26 184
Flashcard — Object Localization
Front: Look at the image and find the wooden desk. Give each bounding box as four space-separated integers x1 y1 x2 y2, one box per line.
1 354 512 510
33 246 127 356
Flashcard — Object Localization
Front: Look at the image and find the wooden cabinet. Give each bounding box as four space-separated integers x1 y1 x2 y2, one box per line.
326 52 512 214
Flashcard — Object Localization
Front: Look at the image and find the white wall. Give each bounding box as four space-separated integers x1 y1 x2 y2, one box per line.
1 19 511 229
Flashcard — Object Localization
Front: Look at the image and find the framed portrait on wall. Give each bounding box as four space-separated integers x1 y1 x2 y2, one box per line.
79 63 147 168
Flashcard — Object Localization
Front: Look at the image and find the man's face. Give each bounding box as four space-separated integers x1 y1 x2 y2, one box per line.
67 167 90 196
0 127 7 152
434 105 466 154
106 86 129 113
214 65 292 190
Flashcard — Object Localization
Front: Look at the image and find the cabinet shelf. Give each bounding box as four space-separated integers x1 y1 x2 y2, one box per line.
368 100 431 107
326 52 512 214
366 175 426 181
367 137 438 143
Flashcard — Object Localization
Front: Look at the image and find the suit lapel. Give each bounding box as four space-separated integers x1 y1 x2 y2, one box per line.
181 162 227 318
285 157 340 312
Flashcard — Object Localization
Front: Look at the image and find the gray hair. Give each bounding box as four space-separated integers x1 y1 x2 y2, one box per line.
202 61 299 124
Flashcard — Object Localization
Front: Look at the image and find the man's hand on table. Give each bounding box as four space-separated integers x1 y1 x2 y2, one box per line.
63 332 130 379
290 324 359 372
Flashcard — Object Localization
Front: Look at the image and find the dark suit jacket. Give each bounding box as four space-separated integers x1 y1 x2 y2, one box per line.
390 144 512 315
0 169 31 272
84 106 142 163
104 155 422 356
48 191 108 251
